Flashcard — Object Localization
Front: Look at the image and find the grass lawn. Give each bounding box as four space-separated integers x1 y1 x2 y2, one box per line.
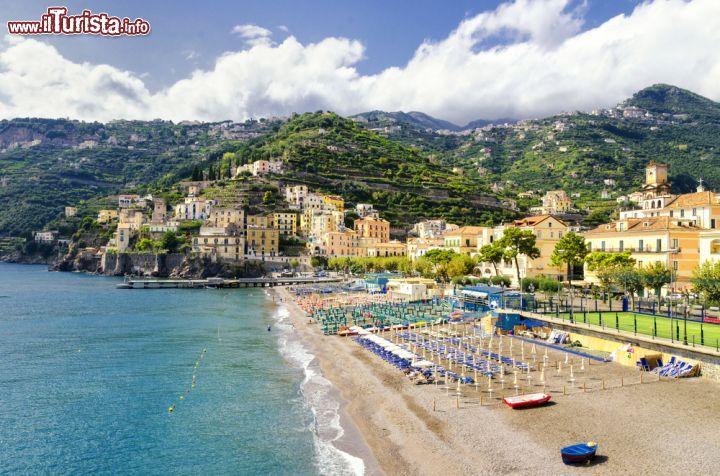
555 311 720 349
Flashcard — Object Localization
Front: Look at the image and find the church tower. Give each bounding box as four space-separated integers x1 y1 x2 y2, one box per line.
642 161 671 199
645 160 668 187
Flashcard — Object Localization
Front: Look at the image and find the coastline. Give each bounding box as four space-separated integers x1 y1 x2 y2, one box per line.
273 286 720 476
268 288 383 476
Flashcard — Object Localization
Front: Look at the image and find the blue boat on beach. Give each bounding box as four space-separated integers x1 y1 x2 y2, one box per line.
561 442 598 464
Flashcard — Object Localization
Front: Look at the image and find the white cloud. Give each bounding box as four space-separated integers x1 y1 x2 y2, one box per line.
231 24 273 46
1 0 720 124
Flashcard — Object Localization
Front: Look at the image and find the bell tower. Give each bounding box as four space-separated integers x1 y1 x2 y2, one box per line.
642 161 671 198
645 161 668 187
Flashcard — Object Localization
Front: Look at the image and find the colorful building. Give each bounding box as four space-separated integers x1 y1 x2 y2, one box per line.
354 217 390 242
443 226 493 255
584 216 700 292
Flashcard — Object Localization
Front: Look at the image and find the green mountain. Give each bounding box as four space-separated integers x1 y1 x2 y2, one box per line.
352 110 463 131
225 112 514 230
0 118 275 236
625 84 720 121
355 85 720 214
5 84 720 239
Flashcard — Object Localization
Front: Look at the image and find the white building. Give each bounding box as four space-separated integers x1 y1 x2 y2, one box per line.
174 197 215 221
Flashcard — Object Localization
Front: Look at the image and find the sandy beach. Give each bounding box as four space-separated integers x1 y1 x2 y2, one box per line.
272 287 720 475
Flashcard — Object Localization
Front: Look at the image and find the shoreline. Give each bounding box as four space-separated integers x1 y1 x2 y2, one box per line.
274 287 720 475
268 288 384 476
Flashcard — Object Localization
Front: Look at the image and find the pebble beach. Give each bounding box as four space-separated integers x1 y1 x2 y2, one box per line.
274 287 720 475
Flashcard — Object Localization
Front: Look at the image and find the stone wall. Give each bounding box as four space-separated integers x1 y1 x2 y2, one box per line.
101 252 185 277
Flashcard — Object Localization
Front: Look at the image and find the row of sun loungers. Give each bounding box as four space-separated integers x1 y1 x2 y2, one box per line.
397 332 530 374
547 331 570 344
649 356 700 378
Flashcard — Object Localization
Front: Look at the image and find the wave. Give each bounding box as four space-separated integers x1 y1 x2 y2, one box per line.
270 298 365 476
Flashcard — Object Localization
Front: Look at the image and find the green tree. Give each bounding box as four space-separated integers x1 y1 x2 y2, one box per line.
498 227 540 286
262 191 274 205
413 257 434 278
160 230 180 253
550 231 589 284
613 266 644 307
477 242 505 276
641 261 671 296
446 254 475 279
585 251 636 271
310 256 328 269
135 238 157 252
289 258 300 270
423 249 458 265
692 261 720 303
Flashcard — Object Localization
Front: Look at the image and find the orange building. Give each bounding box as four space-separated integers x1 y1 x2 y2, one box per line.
354 217 390 242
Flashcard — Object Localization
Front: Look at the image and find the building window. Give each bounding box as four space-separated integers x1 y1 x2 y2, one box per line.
673 260 679 271
656 239 662 252
680 209 685 218
601 241 606 252
671 238 678 250
692 208 697 216
639 239 644 251
619 240 624 252
712 219 717 229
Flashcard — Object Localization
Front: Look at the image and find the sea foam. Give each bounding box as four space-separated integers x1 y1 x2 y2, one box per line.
271 301 365 476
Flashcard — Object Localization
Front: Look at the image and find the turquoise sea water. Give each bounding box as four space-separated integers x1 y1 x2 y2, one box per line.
0 263 355 475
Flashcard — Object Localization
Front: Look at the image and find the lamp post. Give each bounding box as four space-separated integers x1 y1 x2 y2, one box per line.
683 294 689 346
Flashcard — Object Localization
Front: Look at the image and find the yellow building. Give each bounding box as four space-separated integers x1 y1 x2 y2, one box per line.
273 212 298 238
541 190 572 214
247 214 273 228
246 226 279 258
97 209 119 224
115 223 134 252
207 207 244 228
489 215 568 284
299 209 314 237
354 217 390 242
118 208 146 231
193 227 245 261
367 240 407 258
584 216 700 292
322 194 345 212
443 226 493 255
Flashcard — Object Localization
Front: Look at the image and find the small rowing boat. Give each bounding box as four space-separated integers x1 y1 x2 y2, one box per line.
502 393 551 409
561 442 597 464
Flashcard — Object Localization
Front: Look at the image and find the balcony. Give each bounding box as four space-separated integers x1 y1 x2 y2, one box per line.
591 247 680 254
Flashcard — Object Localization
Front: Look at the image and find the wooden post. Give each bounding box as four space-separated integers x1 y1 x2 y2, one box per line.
621 376 624 387
433 398 436 411
602 379 605 390
563 385 567 396
456 394 460 409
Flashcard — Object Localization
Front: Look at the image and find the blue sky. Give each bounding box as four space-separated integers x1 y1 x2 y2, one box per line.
0 0 717 123
1 0 644 91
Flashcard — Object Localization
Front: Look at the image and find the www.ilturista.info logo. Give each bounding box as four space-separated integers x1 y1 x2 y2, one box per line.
7 7 150 36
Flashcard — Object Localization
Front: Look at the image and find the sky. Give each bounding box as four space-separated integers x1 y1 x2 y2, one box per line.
0 0 718 125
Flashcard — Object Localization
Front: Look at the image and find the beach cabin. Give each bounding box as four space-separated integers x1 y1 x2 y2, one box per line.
363 272 401 294
386 277 439 301
458 285 536 312
458 285 505 311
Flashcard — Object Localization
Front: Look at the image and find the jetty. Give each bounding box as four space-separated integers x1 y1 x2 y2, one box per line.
116 276 343 289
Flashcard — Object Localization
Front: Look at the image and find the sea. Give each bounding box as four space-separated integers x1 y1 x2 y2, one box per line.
0 263 364 475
